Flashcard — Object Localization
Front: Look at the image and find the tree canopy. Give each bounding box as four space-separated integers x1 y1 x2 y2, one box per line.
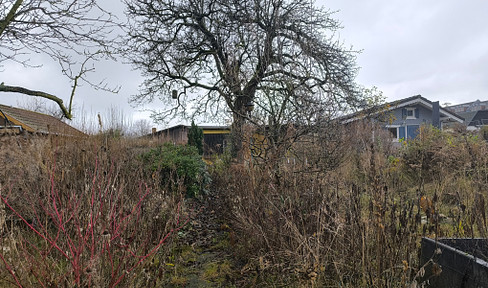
0 0 118 119
125 0 366 157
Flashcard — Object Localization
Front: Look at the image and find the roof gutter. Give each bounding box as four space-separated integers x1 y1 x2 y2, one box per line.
0 108 24 132
0 125 23 131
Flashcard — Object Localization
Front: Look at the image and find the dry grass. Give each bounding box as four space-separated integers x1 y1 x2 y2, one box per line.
212 124 488 287
1 124 488 287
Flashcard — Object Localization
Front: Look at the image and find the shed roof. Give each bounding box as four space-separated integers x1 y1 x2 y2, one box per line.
151 124 230 136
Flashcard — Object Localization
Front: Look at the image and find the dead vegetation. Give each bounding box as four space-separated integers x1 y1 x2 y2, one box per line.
1 124 488 287
0 135 188 287
212 124 488 287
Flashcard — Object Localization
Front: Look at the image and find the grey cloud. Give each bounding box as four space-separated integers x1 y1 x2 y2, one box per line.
325 0 488 103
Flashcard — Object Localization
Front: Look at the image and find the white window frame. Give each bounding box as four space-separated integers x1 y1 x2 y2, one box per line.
406 108 416 119
386 125 400 142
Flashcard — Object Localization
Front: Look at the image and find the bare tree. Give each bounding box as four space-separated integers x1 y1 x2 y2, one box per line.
129 118 153 137
0 0 119 119
125 0 364 159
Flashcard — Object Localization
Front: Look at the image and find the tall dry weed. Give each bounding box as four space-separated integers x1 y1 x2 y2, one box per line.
214 124 488 287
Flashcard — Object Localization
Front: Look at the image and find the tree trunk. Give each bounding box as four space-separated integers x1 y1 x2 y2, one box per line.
231 111 246 162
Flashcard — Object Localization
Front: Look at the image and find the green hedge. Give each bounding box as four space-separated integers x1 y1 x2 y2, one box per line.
141 143 210 197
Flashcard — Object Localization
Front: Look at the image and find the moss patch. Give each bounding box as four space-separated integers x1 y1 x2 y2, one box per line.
202 260 233 283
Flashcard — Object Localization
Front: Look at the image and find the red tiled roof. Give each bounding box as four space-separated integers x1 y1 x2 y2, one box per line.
0 104 85 137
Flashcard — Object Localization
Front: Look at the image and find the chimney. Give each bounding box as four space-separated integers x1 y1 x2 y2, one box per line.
432 101 440 129
152 127 157 135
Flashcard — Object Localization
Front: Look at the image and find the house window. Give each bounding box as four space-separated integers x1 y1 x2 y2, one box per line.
402 107 419 120
388 127 398 139
386 125 420 142
406 108 415 119
386 125 401 141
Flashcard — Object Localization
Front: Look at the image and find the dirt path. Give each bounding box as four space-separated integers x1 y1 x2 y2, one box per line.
158 194 244 287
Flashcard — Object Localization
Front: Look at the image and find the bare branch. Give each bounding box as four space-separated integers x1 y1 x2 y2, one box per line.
0 0 121 119
0 0 23 38
125 0 366 157
0 83 72 119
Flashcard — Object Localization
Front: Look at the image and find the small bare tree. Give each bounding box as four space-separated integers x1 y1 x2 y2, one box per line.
0 0 119 119
130 118 153 137
124 0 364 159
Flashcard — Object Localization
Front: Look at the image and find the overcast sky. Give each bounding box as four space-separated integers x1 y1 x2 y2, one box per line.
2 0 488 129
325 0 488 105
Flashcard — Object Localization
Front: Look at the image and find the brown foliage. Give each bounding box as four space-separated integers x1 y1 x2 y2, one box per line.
0 135 188 287
213 124 488 287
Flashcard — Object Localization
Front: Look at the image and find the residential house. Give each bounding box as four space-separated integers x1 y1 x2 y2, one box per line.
151 124 231 155
445 99 488 114
445 100 488 131
342 95 464 141
456 110 488 131
0 104 85 137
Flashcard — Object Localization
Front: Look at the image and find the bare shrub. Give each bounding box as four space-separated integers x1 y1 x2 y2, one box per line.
214 123 488 287
0 135 189 287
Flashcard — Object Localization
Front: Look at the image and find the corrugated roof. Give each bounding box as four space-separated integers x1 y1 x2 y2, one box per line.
0 104 85 137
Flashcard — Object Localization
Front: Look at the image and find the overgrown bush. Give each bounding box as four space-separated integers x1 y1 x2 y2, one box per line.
212 123 488 287
2 123 488 287
0 136 189 287
140 143 210 198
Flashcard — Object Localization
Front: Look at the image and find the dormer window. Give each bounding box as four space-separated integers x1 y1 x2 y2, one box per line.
406 108 415 119
403 107 419 120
